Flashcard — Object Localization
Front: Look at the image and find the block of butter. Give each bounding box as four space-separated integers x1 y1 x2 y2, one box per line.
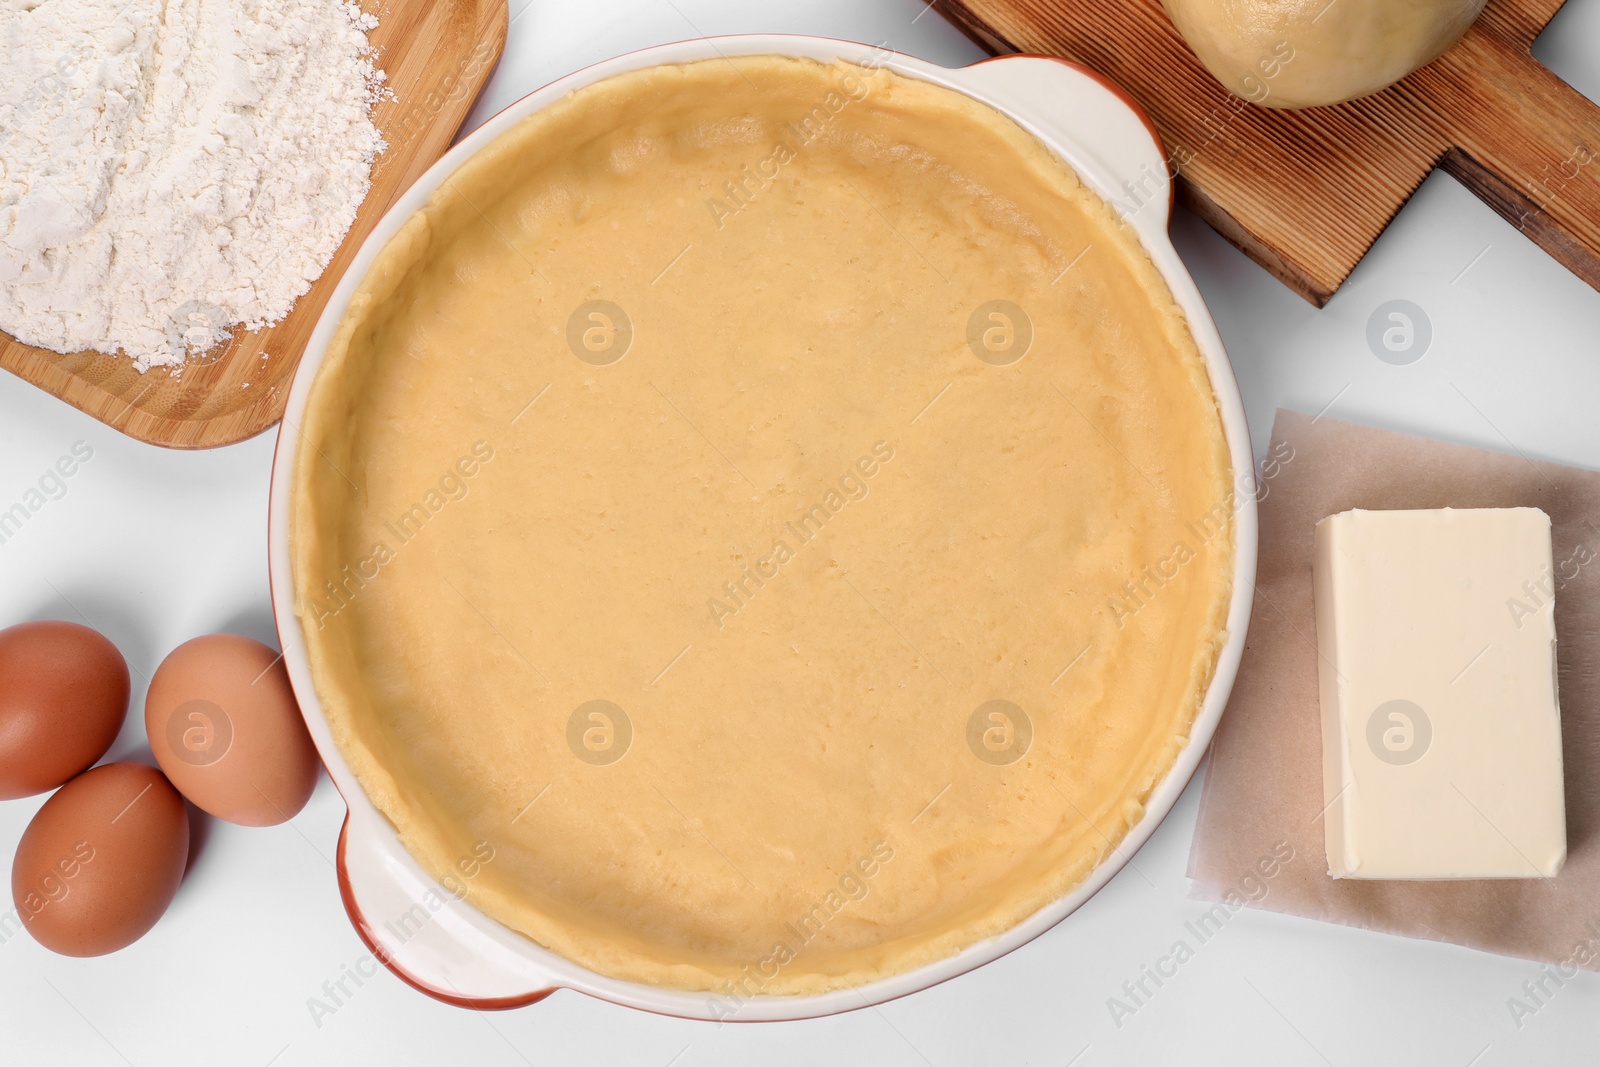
1313 507 1566 879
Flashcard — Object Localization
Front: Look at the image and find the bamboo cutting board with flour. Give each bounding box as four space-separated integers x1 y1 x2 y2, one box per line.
935 0 1600 306
0 0 506 449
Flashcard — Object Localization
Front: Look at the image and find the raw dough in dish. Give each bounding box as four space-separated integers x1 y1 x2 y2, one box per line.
292 57 1235 996
1161 0 1487 108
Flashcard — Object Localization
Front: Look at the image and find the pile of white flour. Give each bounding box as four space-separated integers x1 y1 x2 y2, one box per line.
0 0 386 370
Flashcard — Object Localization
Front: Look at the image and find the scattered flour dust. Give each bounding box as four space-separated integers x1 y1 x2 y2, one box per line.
0 0 388 370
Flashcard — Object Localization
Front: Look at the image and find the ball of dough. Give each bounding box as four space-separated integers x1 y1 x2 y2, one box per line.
1162 0 1487 109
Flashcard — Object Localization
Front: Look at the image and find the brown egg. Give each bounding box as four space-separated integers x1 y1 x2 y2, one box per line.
145 634 319 826
0 620 130 800
12 762 189 956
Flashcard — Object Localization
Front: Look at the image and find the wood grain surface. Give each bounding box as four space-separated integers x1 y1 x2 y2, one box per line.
0 0 507 449
935 0 1600 306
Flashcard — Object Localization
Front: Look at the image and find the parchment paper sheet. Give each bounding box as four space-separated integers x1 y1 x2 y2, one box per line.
1188 409 1600 969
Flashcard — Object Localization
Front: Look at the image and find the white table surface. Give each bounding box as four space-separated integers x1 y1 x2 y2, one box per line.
4 1 1599 1063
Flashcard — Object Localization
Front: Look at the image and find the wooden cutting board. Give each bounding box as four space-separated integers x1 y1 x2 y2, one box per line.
934 0 1600 306
0 0 507 449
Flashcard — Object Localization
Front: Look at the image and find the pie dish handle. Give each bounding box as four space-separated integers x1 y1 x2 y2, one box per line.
953 54 1174 242
337 811 560 1009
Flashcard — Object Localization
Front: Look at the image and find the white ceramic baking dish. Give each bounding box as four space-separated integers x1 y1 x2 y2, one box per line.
267 34 1259 1021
